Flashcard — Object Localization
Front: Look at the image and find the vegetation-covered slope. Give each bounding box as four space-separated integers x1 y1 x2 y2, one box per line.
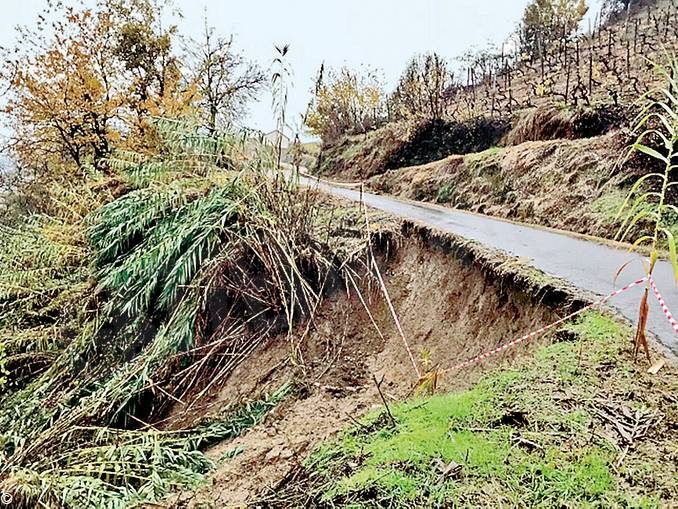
316 117 511 180
366 56 678 248
0 120 376 508
367 133 642 240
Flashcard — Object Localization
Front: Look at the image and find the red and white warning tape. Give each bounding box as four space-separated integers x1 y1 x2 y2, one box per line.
446 276 649 373
648 274 678 334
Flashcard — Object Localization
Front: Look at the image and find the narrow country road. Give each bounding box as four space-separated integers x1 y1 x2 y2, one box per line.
298 172 678 360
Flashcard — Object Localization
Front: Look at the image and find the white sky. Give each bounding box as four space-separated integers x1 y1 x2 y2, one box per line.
0 0 603 138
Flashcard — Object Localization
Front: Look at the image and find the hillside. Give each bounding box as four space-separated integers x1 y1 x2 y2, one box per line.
367 132 669 241
2 1 678 508
445 0 678 120
312 0 678 244
314 1 678 235
168 225 678 507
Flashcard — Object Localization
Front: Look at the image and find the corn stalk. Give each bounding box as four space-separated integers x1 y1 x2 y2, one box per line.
615 55 678 361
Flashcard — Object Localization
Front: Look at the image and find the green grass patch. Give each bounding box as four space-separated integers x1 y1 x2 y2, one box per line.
590 188 678 246
589 188 651 230
463 146 503 177
281 311 677 508
436 183 454 203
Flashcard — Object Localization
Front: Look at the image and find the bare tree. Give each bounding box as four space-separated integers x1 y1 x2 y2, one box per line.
185 17 265 132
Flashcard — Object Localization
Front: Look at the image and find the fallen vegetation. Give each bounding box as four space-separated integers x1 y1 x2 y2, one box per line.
0 119 385 508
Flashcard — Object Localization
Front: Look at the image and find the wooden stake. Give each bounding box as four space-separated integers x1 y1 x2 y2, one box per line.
373 374 396 427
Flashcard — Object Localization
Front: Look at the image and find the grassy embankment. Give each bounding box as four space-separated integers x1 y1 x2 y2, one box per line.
273 311 678 507
314 104 678 245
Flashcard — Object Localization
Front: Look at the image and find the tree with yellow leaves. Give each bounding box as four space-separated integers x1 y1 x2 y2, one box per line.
389 53 451 121
0 0 192 174
305 65 386 143
1 1 123 171
518 0 588 59
110 0 197 149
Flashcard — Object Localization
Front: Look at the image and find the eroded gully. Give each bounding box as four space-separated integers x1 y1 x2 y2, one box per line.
297 172 678 360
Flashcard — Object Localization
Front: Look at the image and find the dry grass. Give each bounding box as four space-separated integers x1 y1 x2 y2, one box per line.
368 133 635 240
502 105 574 146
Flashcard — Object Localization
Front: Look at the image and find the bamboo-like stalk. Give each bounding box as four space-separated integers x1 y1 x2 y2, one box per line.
615 55 678 361
0 117 374 507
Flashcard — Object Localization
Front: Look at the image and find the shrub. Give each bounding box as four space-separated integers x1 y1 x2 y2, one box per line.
570 104 632 138
436 184 454 203
305 65 387 143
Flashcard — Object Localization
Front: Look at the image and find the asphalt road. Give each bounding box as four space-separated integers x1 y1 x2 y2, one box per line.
298 172 678 360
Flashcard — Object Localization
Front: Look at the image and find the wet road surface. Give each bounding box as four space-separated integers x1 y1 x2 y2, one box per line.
298 173 678 360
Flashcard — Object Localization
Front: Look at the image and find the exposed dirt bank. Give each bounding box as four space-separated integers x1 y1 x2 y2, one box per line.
166 223 594 507
368 133 653 241
271 309 678 507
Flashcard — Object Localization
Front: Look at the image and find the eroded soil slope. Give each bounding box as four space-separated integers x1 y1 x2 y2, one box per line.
272 310 678 507
167 225 581 507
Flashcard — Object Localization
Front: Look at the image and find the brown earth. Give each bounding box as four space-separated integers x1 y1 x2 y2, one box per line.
368 133 639 240
165 224 590 507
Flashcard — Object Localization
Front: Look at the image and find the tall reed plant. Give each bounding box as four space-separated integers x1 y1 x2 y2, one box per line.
615 55 678 360
0 118 357 508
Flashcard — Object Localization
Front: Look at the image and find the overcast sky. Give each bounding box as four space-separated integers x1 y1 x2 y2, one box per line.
0 0 603 137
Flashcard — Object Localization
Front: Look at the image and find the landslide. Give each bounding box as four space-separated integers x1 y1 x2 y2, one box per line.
0 121 397 509
272 306 678 508
168 222 600 507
